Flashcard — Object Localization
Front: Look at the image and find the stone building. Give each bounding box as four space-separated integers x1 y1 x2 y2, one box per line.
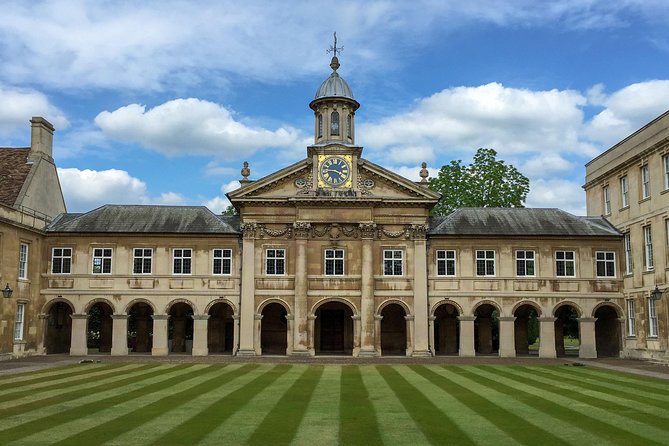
0 55 626 359
585 110 669 361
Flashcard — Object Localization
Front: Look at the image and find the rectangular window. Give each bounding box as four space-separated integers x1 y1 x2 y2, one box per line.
641 165 650 199
476 250 496 276
595 251 616 277
324 248 345 275
92 248 113 274
664 154 669 190
643 225 654 271
436 250 456 276
626 299 636 337
173 248 192 275
51 247 72 274
133 248 153 274
648 298 658 338
555 251 575 277
18 243 28 280
14 303 25 341
620 176 629 208
266 248 285 275
603 186 611 215
383 249 404 276
212 249 232 275
623 233 632 275
516 250 535 276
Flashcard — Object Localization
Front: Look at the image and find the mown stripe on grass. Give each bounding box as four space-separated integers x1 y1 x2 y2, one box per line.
246 365 324 446
339 365 383 446
51 364 260 446
377 365 475 446
0 363 143 403
0 363 126 391
149 364 292 446
410 365 565 446
0 364 205 444
477 366 667 446
558 366 669 396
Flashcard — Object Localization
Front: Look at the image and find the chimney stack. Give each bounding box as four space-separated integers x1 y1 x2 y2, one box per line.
30 117 55 159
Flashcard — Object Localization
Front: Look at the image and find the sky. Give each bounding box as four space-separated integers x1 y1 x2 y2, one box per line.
1 0 669 216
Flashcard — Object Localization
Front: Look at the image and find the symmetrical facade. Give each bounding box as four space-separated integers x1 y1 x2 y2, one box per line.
585 110 669 361
1 56 626 360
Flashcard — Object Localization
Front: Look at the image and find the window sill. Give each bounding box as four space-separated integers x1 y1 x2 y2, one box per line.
618 206 629 212
661 188 669 196
639 197 650 204
642 269 655 275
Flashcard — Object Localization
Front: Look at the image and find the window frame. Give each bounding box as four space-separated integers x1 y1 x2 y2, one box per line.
383 249 404 276
643 225 654 271
92 247 113 275
620 175 629 208
664 154 669 191
317 114 323 138
515 250 536 277
324 248 345 276
626 299 635 337
212 248 233 275
265 248 286 276
172 248 193 275
555 250 576 277
641 164 650 199
623 232 632 275
603 185 611 215
436 249 456 276
133 248 153 275
14 303 25 341
330 111 340 136
475 250 496 277
595 251 616 278
51 247 72 275
648 298 658 338
18 243 28 280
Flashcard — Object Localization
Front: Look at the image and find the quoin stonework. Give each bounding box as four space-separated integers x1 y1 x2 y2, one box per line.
4 52 662 361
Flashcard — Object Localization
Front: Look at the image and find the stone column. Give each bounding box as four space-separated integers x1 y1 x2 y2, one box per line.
307 315 316 355
578 317 597 358
498 316 516 358
237 223 257 356
37 314 48 354
232 314 240 355
428 315 436 355
192 315 209 356
151 314 169 356
405 315 415 356
412 227 431 357
538 317 557 358
374 315 383 353
458 316 476 357
292 224 310 355
111 314 129 356
286 314 294 355
359 224 377 356
69 313 88 356
254 313 262 355
352 315 361 356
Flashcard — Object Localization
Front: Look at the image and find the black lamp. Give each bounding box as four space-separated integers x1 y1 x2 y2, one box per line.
650 286 665 300
2 283 12 299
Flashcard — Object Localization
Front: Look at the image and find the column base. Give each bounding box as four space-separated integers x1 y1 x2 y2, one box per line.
70 347 88 356
499 350 516 358
459 351 476 358
579 349 597 359
358 349 379 357
291 349 312 357
111 347 128 356
411 349 433 358
236 348 257 357
192 348 209 356
151 347 168 356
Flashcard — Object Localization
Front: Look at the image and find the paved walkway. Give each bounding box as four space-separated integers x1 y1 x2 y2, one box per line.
1 354 668 379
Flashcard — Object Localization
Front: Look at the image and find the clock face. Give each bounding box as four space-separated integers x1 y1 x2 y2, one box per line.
319 155 351 187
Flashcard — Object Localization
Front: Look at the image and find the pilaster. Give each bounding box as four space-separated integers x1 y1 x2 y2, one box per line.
498 316 516 358
69 313 88 356
293 225 310 354
578 317 598 358
191 315 210 356
458 316 476 357
151 314 169 356
359 228 377 356
111 314 129 356
538 317 557 358
411 231 430 356
237 223 257 356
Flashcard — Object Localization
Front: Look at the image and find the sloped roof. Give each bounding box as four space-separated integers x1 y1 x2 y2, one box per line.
429 208 620 237
46 205 240 234
0 148 32 207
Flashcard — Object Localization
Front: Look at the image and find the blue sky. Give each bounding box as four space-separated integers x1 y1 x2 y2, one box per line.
1 0 669 215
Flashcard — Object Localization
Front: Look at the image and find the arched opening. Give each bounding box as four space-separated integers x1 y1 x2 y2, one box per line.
474 304 499 355
330 111 340 136
208 302 234 354
514 304 539 356
45 302 72 354
595 305 621 357
346 113 352 139
128 302 153 353
261 303 288 355
87 301 113 353
315 301 353 355
554 305 580 357
318 114 323 138
168 302 194 354
380 304 407 356
434 303 460 355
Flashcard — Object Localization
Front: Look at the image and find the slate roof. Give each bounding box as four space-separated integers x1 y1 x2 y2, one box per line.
0 147 32 207
46 205 240 234
428 208 620 237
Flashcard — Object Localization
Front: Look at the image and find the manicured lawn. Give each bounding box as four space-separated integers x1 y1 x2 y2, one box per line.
0 363 667 445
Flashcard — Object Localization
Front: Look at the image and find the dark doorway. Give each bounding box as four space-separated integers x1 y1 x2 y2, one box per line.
514 304 539 356
261 303 288 355
434 303 459 355
474 304 499 355
87 301 113 353
208 302 235 354
380 304 407 356
595 305 621 357
169 302 194 354
45 302 73 354
315 301 353 355
128 302 154 353
554 305 580 357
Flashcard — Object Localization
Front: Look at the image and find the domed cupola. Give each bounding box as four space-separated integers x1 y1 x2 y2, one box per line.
310 34 360 146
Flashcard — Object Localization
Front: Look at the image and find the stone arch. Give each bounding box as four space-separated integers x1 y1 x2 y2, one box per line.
430 299 463 317
376 299 412 317
474 302 500 355
591 301 623 318
513 303 541 356
380 303 408 356
86 299 114 353
42 297 75 314
553 301 581 357
257 298 291 316
260 302 288 355
208 300 236 354
44 299 74 354
165 298 199 316
205 298 238 315
511 300 543 317
83 298 117 314
313 298 355 355
125 298 157 314
594 303 622 357
433 301 461 355
472 299 503 317
553 300 583 318
127 300 154 353
168 300 195 354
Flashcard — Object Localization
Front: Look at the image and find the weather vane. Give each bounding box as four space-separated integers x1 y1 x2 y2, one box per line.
327 32 343 57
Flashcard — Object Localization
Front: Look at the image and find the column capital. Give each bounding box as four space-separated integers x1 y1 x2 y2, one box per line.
374 315 383 321
538 317 557 322
498 316 516 322
285 313 294 320
359 222 377 239
241 222 257 239
254 313 263 320
457 316 476 322
70 313 87 320
428 316 436 321
293 221 311 239
307 315 317 320
112 314 130 320
404 315 415 321
351 315 361 320
191 314 210 321
577 317 597 323
152 314 169 321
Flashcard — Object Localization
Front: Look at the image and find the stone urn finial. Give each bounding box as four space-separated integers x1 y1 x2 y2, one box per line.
240 161 250 184
419 162 429 183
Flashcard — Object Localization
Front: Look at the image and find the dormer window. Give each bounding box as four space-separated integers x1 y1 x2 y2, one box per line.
346 114 352 139
331 111 340 136
318 114 323 138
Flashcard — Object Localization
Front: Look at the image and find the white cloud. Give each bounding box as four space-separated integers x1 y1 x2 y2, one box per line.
95 98 303 158
0 86 68 136
521 153 576 177
526 178 586 215
203 196 231 214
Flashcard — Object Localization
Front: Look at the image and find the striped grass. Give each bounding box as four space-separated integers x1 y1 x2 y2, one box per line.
0 363 667 445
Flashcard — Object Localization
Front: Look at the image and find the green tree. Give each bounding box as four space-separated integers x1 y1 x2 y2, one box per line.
222 205 238 216
429 148 530 216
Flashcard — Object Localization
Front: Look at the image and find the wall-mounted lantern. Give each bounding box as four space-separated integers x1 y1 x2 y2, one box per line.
2 283 13 299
